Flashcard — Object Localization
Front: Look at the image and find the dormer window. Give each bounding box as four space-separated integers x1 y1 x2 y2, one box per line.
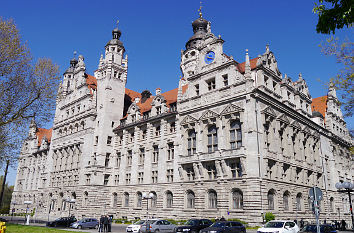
207 78 216 91
195 84 200 96
156 106 161 115
223 74 228 86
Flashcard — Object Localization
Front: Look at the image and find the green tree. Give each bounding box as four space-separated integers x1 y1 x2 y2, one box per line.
264 212 275 223
319 37 353 117
313 0 353 34
0 18 60 166
0 176 13 214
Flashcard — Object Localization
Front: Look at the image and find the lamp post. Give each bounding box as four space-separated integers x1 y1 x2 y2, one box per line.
142 192 154 233
335 181 354 230
24 200 32 225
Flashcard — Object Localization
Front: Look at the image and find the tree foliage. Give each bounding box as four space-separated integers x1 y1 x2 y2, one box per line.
265 212 275 223
313 0 353 34
0 176 13 214
0 18 60 166
320 37 353 117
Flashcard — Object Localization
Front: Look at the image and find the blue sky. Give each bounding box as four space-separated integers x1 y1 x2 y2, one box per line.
1 0 353 185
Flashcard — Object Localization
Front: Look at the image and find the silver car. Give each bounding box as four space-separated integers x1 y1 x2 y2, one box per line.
140 219 176 233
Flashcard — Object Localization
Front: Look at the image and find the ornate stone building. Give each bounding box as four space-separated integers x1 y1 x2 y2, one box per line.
11 13 353 226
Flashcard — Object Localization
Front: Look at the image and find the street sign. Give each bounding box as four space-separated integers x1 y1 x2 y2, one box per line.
309 187 323 201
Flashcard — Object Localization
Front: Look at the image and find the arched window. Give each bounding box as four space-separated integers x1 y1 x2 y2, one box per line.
208 190 217 209
230 121 242 149
187 190 195 208
268 189 275 210
137 192 142 208
112 192 118 208
187 130 196 155
124 192 129 207
232 189 243 209
151 192 157 208
166 191 173 208
296 193 302 211
283 191 290 211
329 197 334 212
207 125 218 153
83 191 88 207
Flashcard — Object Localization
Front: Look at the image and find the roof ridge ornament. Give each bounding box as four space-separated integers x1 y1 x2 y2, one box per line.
198 1 203 18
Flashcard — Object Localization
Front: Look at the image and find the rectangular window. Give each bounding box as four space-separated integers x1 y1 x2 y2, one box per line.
130 132 134 143
167 143 174 161
186 167 195 181
114 175 119 185
143 111 150 120
127 150 132 166
139 148 145 165
153 146 159 163
152 171 158 183
167 169 174 182
223 74 228 86
95 136 99 144
107 137 112 145
155 126 160 137
169 122 176 133
103 174 109 186
116 152 121 168
187 130 197 155
230 121 242 149
207 126 218 153
156 106 161 115
142 129 147 140
111 121 115 128
86 174 91 185
195 84 200 96
125 173 131 184
207 78 216 91
138 172 144 184
105 153 110 167
206 164 217 179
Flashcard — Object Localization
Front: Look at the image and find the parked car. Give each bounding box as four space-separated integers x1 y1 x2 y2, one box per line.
126 219 156 233
46 216 77 227
70 218 99 229
300 224 337 233
175 219 213 233
200 221 246 233
140 219 176 233
257 220 299 233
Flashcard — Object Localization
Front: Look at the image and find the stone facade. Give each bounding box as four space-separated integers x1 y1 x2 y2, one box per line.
11 14 353 226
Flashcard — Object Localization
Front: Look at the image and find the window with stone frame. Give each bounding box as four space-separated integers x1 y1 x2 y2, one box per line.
278 122 287 154
151 192 157 208
129 131 134 143
86 174 91 185
125 173 131 184
195 84 200 96
112 192 118 207
232 189 243 209
136 192 142 207
229 159 243 178
138 172 144 184
118 135 123 145
230 121 242 149
166 191 173 208
329 197 334 212
155 125 161 137
186 166 195 181
208 190 217 209
205 162 217 180
167 143 174 161
141 129 147 140
107 136 112 145
207 125 218 153
170 103 177 112
152 146 159 163
127 150 132 166
143 111 150 120
139 148 145 165
207 78 216 91
116 152 121 168
283 191 290 211
187 130 197 155
267 189 275 210
152 170 158 183
186 190 195 208
296 167 302 182
296 193 302 211
282 163 290 181
105 153 110 167
267 160 276 179
223 74 229 86
169 122 176 133
307 170 313 184
114 175 119 185
156 106 161 115
166 169 173 182
124 192 129 207
103 174 109 186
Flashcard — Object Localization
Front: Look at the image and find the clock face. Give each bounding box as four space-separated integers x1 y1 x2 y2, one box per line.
205 51 215 64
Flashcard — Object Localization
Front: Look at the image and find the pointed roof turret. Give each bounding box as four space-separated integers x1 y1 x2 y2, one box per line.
186 2 210 49
244 49 252 79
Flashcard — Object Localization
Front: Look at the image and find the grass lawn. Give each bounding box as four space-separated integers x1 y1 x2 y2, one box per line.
6 223 78 233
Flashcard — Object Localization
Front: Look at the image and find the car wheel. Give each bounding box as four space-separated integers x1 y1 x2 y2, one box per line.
78 225 82 229
155 229 160 233
53 223 57 227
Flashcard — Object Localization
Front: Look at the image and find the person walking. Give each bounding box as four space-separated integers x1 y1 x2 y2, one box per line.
98 215 104 232
103 215 109 232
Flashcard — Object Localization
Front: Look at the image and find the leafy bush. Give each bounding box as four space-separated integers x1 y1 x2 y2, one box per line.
265 212 275 222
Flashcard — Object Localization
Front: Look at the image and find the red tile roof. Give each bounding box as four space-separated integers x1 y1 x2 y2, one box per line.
36 128 52 147
85 74 97 95
237 57 259 73
311 96 328 121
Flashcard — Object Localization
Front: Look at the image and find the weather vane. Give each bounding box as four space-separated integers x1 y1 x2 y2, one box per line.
198 1 203 18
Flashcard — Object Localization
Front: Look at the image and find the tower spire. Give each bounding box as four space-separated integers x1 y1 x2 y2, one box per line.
198 1 203 18
245 49 251 79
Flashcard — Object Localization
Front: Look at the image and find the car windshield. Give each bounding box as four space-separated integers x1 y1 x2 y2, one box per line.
264 222 284 228
211 222 226 228
185 220 198 226
134 220 146 225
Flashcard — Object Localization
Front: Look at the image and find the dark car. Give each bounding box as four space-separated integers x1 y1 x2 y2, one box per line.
300 225 337 233
46 216 77 227
200 221 246 233
175 219 213 233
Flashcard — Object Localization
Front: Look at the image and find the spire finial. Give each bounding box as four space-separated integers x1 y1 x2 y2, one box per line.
116 19 119 29
198 1 203 18
266 44 269 53
73 51 77 59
